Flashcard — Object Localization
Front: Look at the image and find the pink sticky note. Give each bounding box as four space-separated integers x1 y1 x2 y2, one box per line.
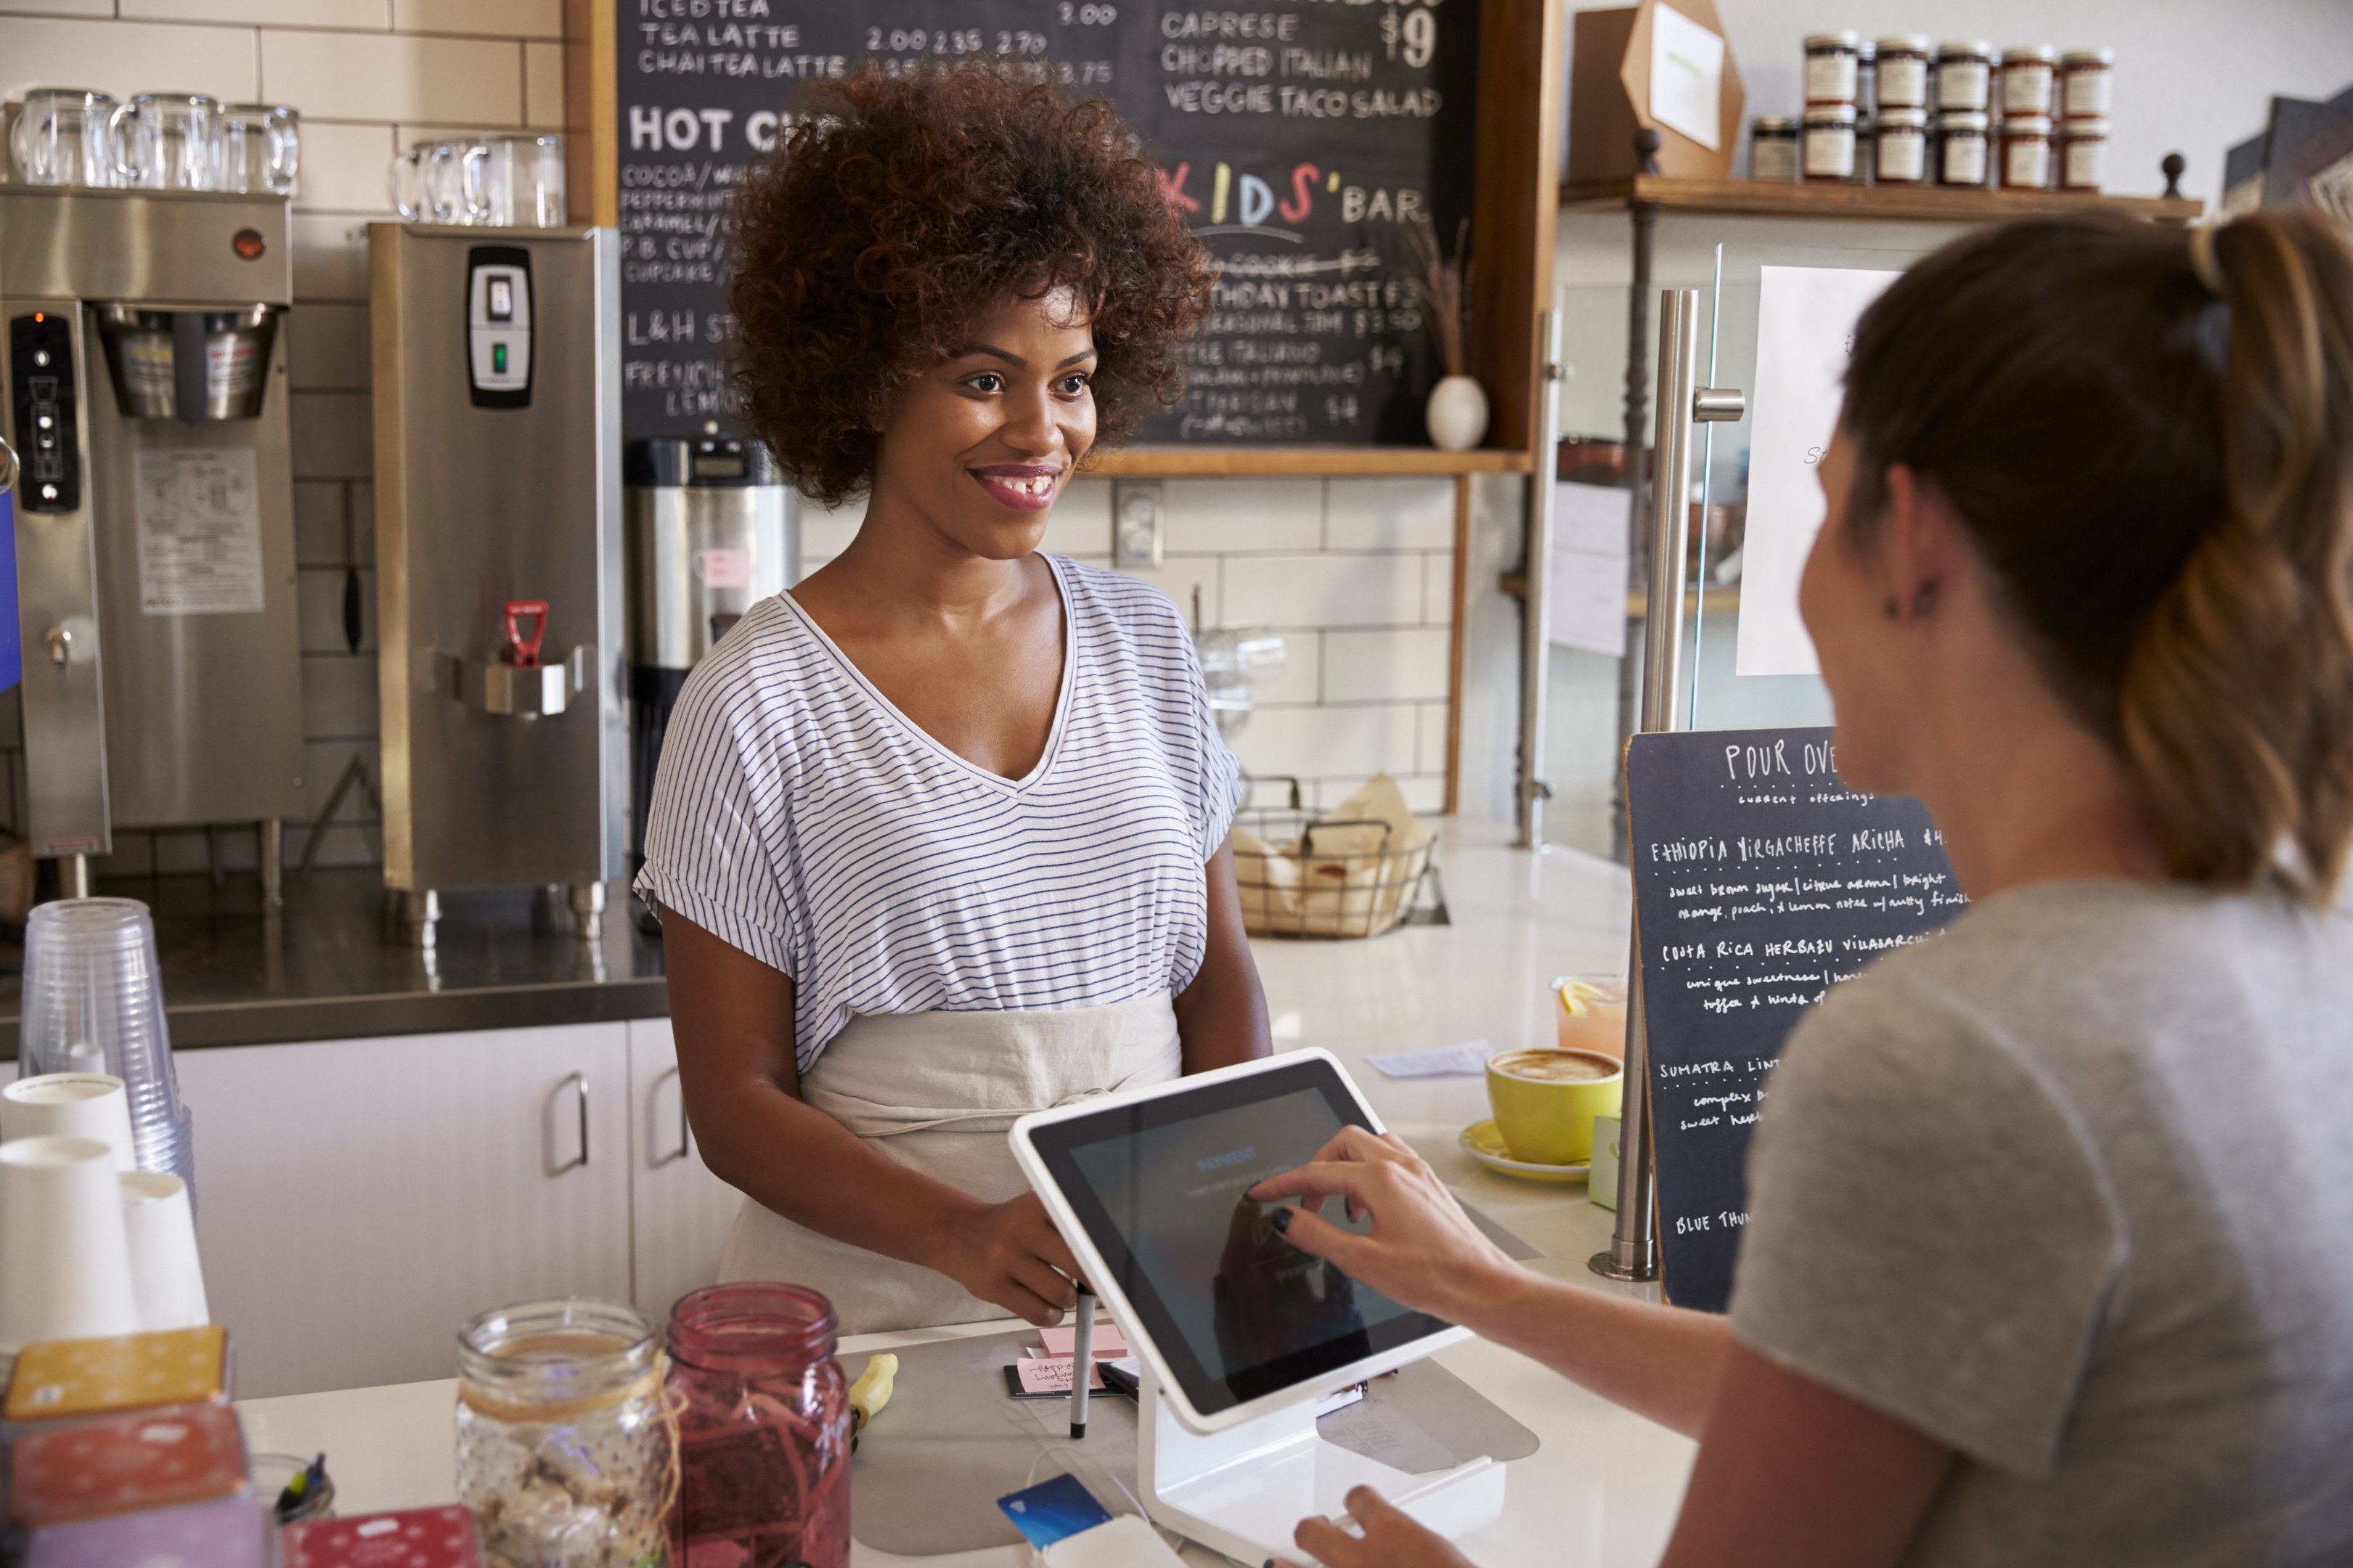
694 547 752 589
1037 1324 1127 1358
1013 1357 1106 1395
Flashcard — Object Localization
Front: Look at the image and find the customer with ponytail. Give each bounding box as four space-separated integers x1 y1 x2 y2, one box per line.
1251 209 2353 1568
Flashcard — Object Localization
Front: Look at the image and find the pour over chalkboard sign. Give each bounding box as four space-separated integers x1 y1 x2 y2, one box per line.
613 0 1477 443
1626 726 1967 1313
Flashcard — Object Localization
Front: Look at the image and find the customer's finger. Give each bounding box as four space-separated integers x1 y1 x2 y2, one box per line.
1011 1254 1078 1318
1271 1202 1378 1273
1292 1513 1371 1568
1249 1159 1382 1207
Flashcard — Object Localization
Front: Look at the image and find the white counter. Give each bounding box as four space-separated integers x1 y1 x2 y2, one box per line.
238 822 1696 1565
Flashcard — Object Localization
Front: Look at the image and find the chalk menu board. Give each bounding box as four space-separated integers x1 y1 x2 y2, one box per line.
614 0 1477 443
1626 727 1967 1313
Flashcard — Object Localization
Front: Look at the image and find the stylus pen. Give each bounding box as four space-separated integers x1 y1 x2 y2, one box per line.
1069 1284 1095 1438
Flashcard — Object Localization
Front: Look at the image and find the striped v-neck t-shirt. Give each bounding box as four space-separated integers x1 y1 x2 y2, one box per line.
635 555 1243 1072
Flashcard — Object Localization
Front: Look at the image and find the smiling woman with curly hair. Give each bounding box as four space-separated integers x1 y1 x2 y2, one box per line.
635 64 1268 1334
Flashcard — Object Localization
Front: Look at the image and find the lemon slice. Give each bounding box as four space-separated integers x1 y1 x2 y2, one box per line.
1557 978 1622 1016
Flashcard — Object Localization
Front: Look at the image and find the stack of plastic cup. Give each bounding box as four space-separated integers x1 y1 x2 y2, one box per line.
19 899 196 1205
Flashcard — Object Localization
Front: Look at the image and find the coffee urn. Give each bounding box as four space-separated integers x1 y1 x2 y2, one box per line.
370 224 624 944
624 435 795 876
1 188 306 897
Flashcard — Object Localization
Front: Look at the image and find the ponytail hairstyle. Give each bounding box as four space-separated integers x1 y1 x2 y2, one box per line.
1838 210 2353 904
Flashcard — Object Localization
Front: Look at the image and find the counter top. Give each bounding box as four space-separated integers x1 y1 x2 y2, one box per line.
0 868 666 1057
237 822 1695 1564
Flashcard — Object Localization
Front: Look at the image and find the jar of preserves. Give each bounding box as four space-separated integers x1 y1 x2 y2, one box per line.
1935 40 1994 112
1936 111 1991 187
2001 46 2058 116
2059 118 2109 191
2060 48 2113 119
1803 33 1860 106
666 1283 852 1568
2002 114 2054 189
1875 108 1928 185
454 1299 673 1568
1749 116 1800 182
1875 36 1931 110
1801 105 1858 182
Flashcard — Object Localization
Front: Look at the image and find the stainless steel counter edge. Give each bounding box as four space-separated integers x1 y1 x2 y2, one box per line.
2 976 672 1057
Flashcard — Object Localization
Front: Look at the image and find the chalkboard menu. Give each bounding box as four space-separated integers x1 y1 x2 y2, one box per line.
1626 727 1967 1313
614 0 1477 443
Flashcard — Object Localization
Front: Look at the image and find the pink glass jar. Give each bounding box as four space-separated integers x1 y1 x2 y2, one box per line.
666 1283 852 1568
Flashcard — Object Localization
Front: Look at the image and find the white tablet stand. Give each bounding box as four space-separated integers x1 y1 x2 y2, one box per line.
1137 1373 1505 1563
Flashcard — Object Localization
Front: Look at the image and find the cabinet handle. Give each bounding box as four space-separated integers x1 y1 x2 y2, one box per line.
650 1066 690 1167
545 1071 589 1175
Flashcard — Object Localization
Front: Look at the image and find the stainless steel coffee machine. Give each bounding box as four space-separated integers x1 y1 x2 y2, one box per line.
0 187 306 896
623 434 795 875
369 224 624 944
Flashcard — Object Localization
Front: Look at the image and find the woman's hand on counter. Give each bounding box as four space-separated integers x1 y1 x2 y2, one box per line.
1279 1485 1477 1568
1247 1126 1520 1326
932 1191 1083 1327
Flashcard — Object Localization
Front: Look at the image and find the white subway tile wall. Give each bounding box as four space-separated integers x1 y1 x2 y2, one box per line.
1 15 1468 875
1 0 549 875
799 475 1460 819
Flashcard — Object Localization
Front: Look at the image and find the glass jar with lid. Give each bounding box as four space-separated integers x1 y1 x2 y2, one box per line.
2001 46 2058 117
1875 36 1931 110
2060 48 2113 119
1935 41 1994 112
2058 118 2108 192
2001 114 2054 189
1803 33 1861 106
1936 112 1991 187
666 1283 852 1568
1749 116 1800 183
1802 104 1858 183
1875 109 1928 185
454 1298 673 1568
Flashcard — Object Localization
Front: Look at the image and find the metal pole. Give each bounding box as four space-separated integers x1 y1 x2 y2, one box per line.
1611 131 1663 862
1514 308 1569 848
1591 292 1747 1286
1593 289 1699 1285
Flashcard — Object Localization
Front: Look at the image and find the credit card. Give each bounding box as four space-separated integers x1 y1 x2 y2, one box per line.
995 1473 1113 1550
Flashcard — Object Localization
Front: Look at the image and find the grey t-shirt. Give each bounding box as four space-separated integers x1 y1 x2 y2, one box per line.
1730 878 2353 1567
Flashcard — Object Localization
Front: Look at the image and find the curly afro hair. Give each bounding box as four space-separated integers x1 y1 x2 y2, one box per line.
729 65 1214 505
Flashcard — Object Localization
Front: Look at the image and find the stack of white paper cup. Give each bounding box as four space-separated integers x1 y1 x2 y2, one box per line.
0 1135 144 1354
19 899 195 1202
119 1171 211 1330
1 1072 138 1170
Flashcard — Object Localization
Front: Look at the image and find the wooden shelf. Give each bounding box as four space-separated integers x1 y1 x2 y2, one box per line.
1498 574 1742 621
1086 446 1533 478
1557 175 2203 225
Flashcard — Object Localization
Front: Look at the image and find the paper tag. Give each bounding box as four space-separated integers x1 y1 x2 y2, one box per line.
1037 1323 1127 1358
135 448 266 616
1012 1357 1106 1395
695 547 752 589
1367 1039 1493 1078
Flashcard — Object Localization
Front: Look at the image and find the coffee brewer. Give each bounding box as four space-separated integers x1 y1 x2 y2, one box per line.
369 224 624 944
623 434 795 881
0 187 306 897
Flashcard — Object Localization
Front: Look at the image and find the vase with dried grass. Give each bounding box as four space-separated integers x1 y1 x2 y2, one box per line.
1405 215 1487 451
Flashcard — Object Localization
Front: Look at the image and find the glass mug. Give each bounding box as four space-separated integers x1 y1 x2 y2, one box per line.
476 134 566 226
10 89 118 187
221 105 298 197
110 93 226 190
389 139 486 224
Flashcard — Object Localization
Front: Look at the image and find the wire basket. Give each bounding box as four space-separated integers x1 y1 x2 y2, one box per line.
1233 806 1438 940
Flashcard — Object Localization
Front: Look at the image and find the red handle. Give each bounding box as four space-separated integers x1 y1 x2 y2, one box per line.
503 600 549 667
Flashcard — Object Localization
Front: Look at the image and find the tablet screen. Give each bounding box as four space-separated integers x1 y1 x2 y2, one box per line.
1027 1056 1455 1416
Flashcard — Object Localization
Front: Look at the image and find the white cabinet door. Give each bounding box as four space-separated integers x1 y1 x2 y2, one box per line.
174 1024 632 1398
626 1018 745 1321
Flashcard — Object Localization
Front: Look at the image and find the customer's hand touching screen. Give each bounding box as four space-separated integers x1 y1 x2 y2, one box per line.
1247 1127 1518 1323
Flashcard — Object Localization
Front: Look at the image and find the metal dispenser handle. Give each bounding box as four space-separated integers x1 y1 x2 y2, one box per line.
1592 290 1745 1286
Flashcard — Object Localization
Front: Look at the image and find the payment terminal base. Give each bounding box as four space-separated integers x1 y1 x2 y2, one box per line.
1138 1374 1505 1564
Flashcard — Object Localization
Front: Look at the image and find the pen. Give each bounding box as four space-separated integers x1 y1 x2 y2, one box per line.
1069 1283 1095 1438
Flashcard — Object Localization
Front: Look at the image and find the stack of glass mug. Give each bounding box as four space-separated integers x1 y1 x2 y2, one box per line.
390 134 566 227
9 87 298 195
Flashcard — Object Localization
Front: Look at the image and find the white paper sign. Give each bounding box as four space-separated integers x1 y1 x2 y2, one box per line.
135 448 266 616
1735 266 1902 677
1649 3 1725 153
1548 481 1631 658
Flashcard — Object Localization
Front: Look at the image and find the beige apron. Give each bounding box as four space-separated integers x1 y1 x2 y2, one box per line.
717 994 1181 1334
